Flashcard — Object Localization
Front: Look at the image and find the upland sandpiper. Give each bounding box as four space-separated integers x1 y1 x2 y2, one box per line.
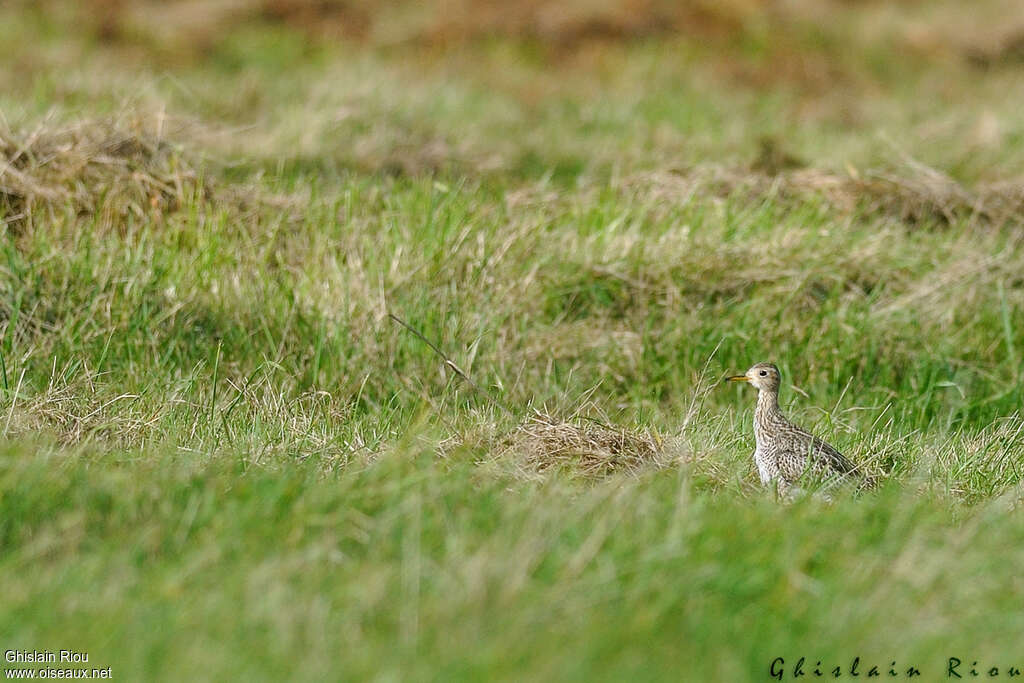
726 362 857 495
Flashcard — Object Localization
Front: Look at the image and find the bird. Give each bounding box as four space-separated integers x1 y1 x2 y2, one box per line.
726 362 858 496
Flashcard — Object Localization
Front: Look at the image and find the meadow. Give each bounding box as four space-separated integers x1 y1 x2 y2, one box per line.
2 1 1024 680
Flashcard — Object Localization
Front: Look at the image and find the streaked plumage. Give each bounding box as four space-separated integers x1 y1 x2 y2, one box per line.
727 362 856 495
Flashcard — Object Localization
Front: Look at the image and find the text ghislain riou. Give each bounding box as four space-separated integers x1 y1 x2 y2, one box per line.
770 657 1022 679
5 650 89 664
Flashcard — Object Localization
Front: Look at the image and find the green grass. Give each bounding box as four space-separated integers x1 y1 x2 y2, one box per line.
3 2 1024 681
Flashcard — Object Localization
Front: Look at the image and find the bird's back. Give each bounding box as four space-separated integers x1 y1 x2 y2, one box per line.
772 418 855 484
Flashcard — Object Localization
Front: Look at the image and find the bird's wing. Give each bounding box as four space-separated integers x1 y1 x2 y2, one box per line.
786 423 855 475
806 432 855 474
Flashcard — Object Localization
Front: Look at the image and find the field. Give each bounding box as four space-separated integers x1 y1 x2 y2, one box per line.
3 1 1024 680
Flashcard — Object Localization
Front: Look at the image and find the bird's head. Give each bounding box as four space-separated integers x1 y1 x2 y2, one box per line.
726 362 781 393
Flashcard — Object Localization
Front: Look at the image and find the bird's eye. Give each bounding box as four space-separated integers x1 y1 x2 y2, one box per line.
759 370 768 376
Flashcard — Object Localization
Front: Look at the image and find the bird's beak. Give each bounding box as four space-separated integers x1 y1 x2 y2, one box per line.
725 375 749 383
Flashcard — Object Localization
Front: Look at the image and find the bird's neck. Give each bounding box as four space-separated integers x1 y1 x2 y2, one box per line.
754 388 782 427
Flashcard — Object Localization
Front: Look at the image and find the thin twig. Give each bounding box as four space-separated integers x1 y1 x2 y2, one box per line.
682 338 723 433
388 312 514 416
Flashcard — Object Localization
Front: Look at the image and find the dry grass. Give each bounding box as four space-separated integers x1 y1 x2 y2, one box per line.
629 161 1024 228
500 410 674 478
0 113 205 232
80 0 1023 57
71 0 768 49
857 169 1024 228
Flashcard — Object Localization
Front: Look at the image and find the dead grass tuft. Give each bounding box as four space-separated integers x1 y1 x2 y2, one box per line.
0 113 206 233
501 410 674 478
630 162 1024 228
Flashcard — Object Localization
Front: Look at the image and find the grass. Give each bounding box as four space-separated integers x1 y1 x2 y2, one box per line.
3 1 1024 680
